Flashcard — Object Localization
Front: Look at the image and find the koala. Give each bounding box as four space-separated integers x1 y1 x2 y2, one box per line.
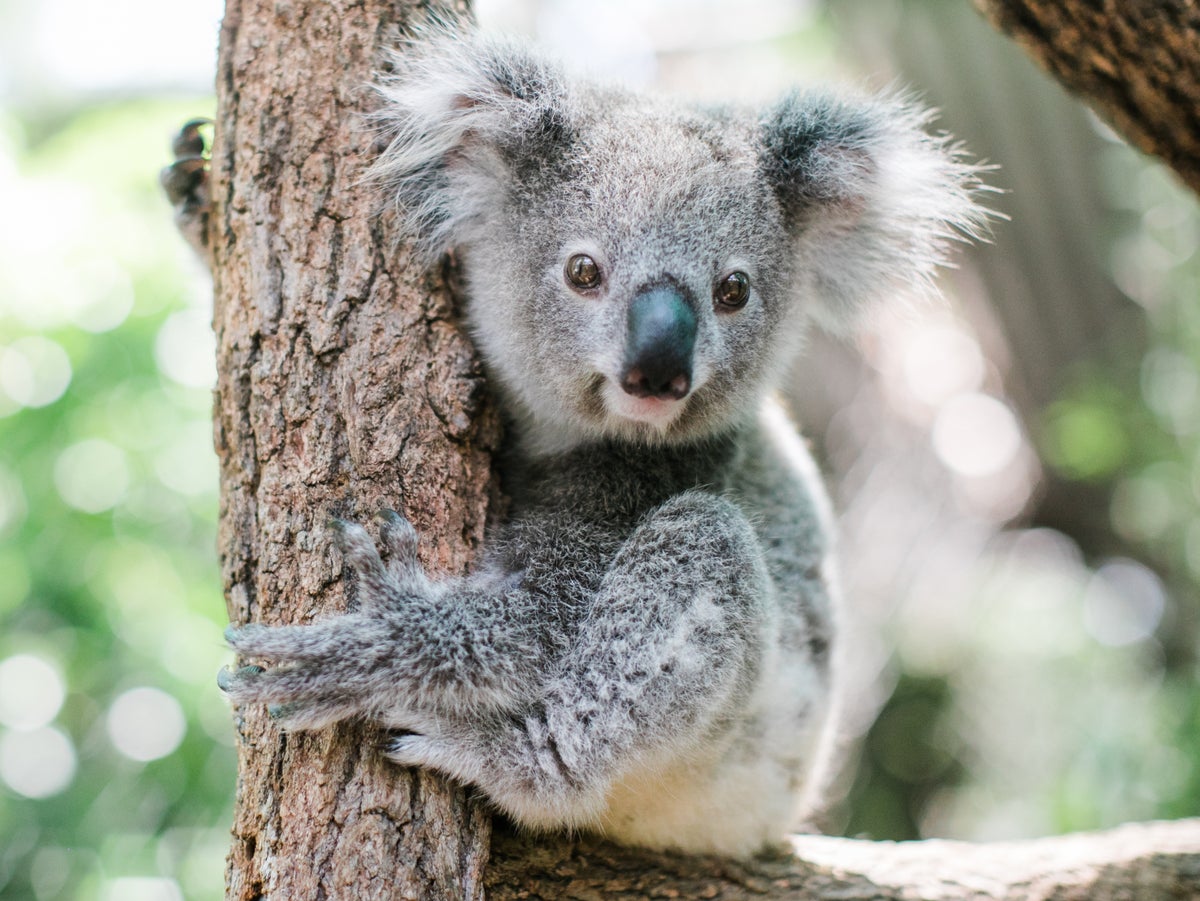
189 27 986 857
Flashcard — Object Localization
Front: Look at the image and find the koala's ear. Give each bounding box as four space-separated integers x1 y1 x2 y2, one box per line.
759 90 991 330
369 26 573 262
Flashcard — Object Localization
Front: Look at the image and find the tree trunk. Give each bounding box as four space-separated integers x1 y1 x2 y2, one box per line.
211 0 497 897
209 0 1200 897
973 0 1200 195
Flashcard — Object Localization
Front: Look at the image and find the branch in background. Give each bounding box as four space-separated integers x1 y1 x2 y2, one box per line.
973 0 1200 194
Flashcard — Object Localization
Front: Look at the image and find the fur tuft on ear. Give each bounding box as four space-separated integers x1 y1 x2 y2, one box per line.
760 90 993 331
368 22 574 263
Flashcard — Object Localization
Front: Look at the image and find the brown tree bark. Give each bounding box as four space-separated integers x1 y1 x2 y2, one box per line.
211 0 496 897
486 819 1200 900
209 0 1200 897
973 0 1200 195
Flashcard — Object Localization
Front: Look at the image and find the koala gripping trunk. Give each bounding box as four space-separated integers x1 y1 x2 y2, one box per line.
210 0 497 898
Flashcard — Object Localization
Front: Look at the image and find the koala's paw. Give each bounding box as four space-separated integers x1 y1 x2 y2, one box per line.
160 118 213 261
161 118 211 210
218 511 432 731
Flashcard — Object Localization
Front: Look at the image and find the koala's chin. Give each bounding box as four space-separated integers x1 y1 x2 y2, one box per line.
601 381 690 432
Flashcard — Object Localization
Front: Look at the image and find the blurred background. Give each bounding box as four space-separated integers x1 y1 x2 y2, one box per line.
1 0 1197 898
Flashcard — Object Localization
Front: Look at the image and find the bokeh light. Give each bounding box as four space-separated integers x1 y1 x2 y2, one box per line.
103 877 185 901
54 438 132 513
0 653 66 730
0 726 77 797
154 309 216 389
106 687 187 762
0 336 72 408
931 393 1024 478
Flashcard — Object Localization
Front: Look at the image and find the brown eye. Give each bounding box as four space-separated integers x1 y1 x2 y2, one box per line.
565 254 602 290
714 271 750 310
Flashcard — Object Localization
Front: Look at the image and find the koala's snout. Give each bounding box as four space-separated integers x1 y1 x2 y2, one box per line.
620 285 697 401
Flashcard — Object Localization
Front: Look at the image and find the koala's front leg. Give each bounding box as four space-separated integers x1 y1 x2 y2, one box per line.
220 512 548 730
385 491 771 829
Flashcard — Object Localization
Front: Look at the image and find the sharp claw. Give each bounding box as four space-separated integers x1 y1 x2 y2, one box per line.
172 118 213 158
268 702 297 721
217 664 265 692
378 508 404 524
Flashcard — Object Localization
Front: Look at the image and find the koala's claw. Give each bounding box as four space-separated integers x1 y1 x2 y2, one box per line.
171 117 212 158
220 660 364 731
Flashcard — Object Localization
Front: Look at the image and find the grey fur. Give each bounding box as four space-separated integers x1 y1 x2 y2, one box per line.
219 26 987 856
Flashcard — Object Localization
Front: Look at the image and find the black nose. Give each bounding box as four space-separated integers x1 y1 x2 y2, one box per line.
620 285 697 400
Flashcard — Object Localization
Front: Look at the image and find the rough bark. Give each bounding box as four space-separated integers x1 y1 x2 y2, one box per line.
486 819 1200 900
211 0 496 897
973 0 1200 195
210 0 1200 897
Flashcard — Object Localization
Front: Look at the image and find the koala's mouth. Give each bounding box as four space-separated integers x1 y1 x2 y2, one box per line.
600 376 691 430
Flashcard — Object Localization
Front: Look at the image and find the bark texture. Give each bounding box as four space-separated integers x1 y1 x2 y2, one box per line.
974 0 1200 194
486 819 1200 900
211 0 496 898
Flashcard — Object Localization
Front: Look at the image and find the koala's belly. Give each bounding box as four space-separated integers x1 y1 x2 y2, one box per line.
596 648 833 857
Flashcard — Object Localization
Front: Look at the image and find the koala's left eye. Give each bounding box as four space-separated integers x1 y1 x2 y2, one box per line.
714 271 751 310
565 254 602 291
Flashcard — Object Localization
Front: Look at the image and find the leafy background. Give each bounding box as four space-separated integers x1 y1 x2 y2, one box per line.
0 0 1196 898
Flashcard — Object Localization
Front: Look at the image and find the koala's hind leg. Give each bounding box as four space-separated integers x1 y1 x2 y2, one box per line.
386 491 771 831
160 117 213 265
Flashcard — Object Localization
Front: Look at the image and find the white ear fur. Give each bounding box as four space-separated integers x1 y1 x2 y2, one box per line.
368 24 571 262
761 90 993 331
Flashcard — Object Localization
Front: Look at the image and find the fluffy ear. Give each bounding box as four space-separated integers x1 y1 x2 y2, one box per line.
369 25 574 262
759 90 991 330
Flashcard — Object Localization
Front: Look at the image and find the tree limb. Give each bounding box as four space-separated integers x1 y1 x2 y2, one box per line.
485 818 1200 900
973 0 1200 194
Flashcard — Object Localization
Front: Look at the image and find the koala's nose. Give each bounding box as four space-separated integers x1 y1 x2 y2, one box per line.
621 285 697 400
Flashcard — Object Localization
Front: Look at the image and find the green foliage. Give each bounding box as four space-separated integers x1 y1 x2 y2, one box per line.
841 673 966 840
0 97 232 901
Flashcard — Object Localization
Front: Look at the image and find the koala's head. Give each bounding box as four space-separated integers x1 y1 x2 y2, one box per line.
372 28 987 451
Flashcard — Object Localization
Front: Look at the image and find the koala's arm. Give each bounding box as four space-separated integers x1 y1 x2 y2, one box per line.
221 492 768 829
220 512 552 725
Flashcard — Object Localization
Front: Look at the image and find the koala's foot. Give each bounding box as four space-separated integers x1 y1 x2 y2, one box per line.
160 117 213 264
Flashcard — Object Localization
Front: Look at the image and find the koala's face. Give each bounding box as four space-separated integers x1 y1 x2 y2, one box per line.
458 98 803 447
373 31 985 449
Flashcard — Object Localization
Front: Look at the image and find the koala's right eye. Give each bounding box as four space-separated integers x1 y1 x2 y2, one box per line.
565 254 602 291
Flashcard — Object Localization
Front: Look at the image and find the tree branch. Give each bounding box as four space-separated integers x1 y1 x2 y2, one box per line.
973 0 1200 194
485 819 1200 899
